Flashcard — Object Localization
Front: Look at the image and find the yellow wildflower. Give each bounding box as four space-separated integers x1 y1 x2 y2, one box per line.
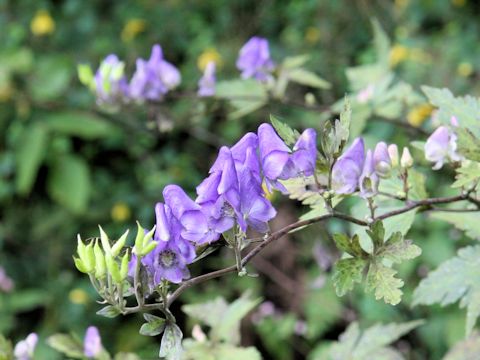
111 202 131 223
407 104 434 127
457 62 473 77
304 27 321 44
197 48 222 71
395 0 409 11
452 0 466 7
69 288 89 305
30 10 55 36
389 45 409 67
121 19 147 43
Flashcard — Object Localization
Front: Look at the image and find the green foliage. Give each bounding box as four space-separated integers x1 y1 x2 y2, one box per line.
96 305 121 318
215 79 267 119
452 161 480 188
140 314 166 337
159 323 183 360
323 320 423 360
430 213 480 240
413 245 480 336
47 334 85 359
333 222 421 305
456 128 480 162
443 332 480 360
270 114 300 147
0 335 13 360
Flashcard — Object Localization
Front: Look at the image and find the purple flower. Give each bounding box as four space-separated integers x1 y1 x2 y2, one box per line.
14 333 38 360
129 44 180 102
198 61 216 97
359 150 379 198
373 141 391 178
84 326 102 358
258 124 317 192
236 36 275 82
94 54 129 108
425 126 462 170
331 138 365 194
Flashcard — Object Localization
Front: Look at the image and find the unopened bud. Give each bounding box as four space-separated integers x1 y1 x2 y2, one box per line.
98 225 111 254
94 240 106 279
388 144 399 168
111 229 129 257
401 147 414 168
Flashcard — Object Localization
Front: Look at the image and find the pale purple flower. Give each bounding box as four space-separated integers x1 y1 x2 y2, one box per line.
359 150 379 198
451 115 459 127
198 61 216 97
236 36 275 81
331 138 365 194
94 54 129 107
258 123 317 192
425 126 462 170
129 44 180 101
84 326 102 358
0 266 14 293
14 333 38 360
373 141 391 178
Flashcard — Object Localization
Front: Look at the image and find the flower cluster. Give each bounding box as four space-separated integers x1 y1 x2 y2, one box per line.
82 36 275 109
331 138 396 197
129 123 316 288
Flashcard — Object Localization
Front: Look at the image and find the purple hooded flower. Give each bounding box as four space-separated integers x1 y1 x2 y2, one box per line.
14 333 38 360
258 123 317 192
94 54 129 108
373 142 391 178
236 36 275 82
359 150 379 198
84 326 102 358
197 137 275 236
331 138 365 194
129 201 197 286
425 126 462 170
198 61 216 97
129 44 181 101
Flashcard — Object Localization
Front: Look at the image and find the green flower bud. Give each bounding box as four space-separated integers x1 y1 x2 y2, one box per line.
105 254 121 284
99 225 111 254
73 257 88 274
84 242 95 273
111 229 129 257
120 250 130 281
401 147 414 168
142 226 156 250
141 241 158 256
134 222 145 255
94 240 106 279
77 235 87 261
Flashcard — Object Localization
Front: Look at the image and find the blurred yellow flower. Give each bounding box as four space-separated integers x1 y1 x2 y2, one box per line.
389 45 409 67
69 288 89 305
305 27 321 44
30 10 55 36
121 18 147 43
409 48 432 64
457 62 473 77
395 0 409 10
262 182 276 202
197 48 222 71
111 202 131 222
407 103 434 127
452 0 466 7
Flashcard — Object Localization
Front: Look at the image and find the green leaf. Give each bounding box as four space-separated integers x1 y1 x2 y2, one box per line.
413 245 480 336
159 323 183 360
430 212 480 240
214 344 262 360
366 221 385 251
77 63 94 88
333 233 367 258
270 114 300 146
0 335 13 360
15 123 49 195
365 261 404 306
47 154 91 213
44 111 117 139
140 314 166 336
114 353 141 360
329 320 423 360
452 161 480 188
456 128 480 162
215 79 267 119
96 305 121 318
287 68 331 89
47 334 84 358
332 258 368 297
182 297 229 328
378 232 422 264
371 18 390 67
213 293 261 344
282 55 310 69
29 55 73 102
422 86 480 138
443 332 480 360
